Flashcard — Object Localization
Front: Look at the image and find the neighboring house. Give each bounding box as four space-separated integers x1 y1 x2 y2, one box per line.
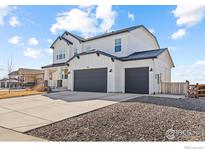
42 25 174 94
7 68 44 88
0 78 18 88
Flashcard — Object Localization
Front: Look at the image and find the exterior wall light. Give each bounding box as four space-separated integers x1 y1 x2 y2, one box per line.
150 68 153 72
109 69 112 72
111 58 115 62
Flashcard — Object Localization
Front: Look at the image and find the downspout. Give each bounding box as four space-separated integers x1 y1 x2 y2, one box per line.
152 58 156 94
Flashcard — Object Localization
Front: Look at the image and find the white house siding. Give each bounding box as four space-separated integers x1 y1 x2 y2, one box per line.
114 60 123 92
127 28 159 53
81 27 159 58
153 50 172 93
62 33 82 57
52 39 70 64
82 33 128 57
67 53 119 92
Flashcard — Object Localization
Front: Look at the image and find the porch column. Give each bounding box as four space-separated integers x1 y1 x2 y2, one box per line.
44 69 48 80
57 67 62 80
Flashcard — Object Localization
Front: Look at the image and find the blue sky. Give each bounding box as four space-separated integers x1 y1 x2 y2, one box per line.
0 5 205 83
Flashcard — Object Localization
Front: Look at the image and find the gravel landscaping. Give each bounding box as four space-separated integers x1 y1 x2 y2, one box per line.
26 96 205 141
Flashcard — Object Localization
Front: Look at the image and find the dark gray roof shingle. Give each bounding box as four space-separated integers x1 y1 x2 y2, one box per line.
120 48 167 61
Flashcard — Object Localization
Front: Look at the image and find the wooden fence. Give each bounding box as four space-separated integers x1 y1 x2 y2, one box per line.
188 84 205 98
160 81 188 95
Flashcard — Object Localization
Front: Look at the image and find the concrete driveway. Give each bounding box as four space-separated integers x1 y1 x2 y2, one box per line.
0 92 139 133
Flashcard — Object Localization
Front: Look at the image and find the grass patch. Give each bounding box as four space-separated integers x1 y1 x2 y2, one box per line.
0 90 43 99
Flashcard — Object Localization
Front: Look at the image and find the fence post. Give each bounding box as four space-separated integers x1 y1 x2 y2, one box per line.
196 83 199 98
185 80 189 98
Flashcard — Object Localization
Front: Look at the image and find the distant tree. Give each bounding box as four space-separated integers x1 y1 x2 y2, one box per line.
7 58 13 93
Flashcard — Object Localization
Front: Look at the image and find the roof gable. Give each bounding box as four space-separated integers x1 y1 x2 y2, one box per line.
158 49 175 67
50 36 73 49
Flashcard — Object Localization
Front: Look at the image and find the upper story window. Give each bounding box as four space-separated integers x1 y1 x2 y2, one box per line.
73 47 78 56
85 45 91 52
56 49 66 60
114 38 121 52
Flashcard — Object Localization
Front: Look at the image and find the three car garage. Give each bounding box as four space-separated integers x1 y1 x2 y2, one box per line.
73 67 149 94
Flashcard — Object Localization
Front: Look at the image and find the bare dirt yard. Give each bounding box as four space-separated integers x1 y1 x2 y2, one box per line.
26 96 205 141
0 90 43 99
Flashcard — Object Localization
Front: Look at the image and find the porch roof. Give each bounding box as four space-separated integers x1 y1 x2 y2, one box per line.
42 62 66 69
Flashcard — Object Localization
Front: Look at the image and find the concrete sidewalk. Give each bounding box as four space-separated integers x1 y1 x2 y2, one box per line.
0 127 45 141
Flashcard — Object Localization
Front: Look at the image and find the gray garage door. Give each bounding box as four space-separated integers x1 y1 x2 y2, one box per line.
74 68 107 92
125 67 149 94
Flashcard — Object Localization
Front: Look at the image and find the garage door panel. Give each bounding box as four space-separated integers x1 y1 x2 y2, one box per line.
74 68 107 92
125 67 149 94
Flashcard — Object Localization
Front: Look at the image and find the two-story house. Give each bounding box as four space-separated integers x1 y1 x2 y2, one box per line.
42 25 174 94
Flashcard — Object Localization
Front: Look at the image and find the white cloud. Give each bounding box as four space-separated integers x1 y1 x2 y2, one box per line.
9 16 20 27
50 5 117 37
79 5 92 9
148 28 154 34
24 48 42 59
0 5 9 25
47 39 53 44
45 48 53 54
172 6 205 27
50 8 98 37
168 46 181 52
171 28 186 40
8 35 22 45
193 60 205 67
28 37 39 46
172 60 205 83
95 5 117 32
128 11 135 21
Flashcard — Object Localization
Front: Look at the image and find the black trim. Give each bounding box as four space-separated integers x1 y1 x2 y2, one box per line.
63 31 85 42
66 49 121 63
61 37 73 45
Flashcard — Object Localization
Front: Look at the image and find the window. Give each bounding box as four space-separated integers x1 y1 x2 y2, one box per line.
155 73 162 84
56 49 66 60
63 53 65 59
61 69 68 79
59 50 62 59
73 47 78 56
115 38 121 52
